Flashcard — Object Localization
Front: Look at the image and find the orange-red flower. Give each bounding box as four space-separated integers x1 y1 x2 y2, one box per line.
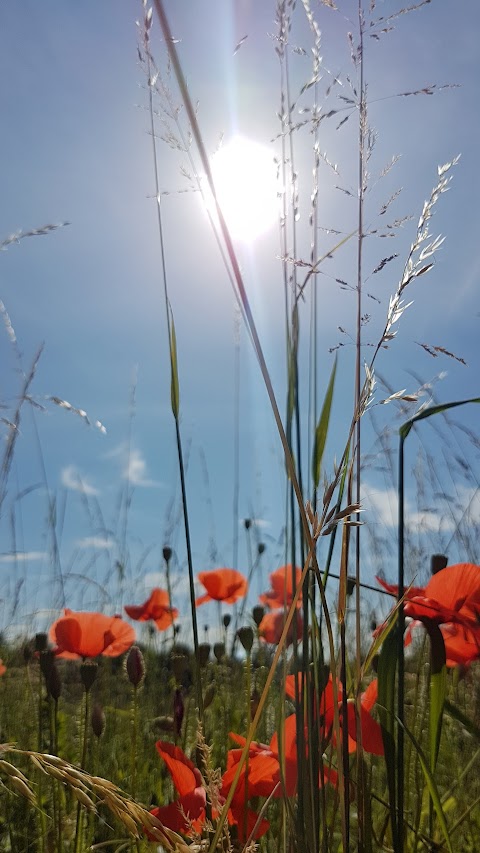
150 739 267 842
0 659 6 676
258 609 303 646
260 564 302 609
378 563 480 667
195 568 247 607
440 623 480 667
49 609 135 659
375 576 425 599
124 588 178 631
223 710 339 824
285 673 383 756
150 741 206 836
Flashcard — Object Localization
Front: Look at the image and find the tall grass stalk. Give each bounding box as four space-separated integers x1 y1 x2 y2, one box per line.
142 6 204 720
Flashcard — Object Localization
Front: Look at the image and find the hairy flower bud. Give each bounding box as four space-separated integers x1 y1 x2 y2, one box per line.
252 605 265 628
91 704 106 738
126 646 145 688
197 643 211 668
163 546 172 563
237 626 254 654
213 642 225 662
35 633 48 653
222 613 232 629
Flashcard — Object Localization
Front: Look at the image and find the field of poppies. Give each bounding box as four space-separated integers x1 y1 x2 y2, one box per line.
1 1 480 851
1 558 480 851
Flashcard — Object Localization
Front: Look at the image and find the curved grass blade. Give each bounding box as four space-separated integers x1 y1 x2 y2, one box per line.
400 397 480 440
312 355 337 490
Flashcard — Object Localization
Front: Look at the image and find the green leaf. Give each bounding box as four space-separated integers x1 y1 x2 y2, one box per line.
312 355 337 489
399 397 480 440
169 304 180 419
400 718 453 853
377 619 399 847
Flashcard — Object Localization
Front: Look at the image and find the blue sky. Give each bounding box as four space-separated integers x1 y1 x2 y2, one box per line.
0 1 479 642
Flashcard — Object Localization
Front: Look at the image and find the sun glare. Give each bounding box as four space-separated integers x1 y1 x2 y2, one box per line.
206 136 278 243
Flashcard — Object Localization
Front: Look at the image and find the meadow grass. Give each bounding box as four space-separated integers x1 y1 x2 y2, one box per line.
1 1 479 851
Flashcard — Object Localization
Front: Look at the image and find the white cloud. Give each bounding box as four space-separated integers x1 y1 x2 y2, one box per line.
0 551 47 563
126 448 159 487
105 443 160 488
61 464 99 496
76 536 114 549
363 485 398 528
363 485 455 533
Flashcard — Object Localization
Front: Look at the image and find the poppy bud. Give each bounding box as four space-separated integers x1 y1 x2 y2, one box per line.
244 518 252 530
91 704 106 738
152 715 175 733
197 644 210 667
23 643 33 664
80 661 98 693
258 543 266 555
346 577 355 597
163 546 172 563
126 646 145 688
173 688 184 738
252 606 265 627
237 626 254 654
170 651 191 683
431 554 448 575
213 642 225 662
203 625 209 635
174 625 181 636
35 633 48 653
222 614 232 629
203 683 215 709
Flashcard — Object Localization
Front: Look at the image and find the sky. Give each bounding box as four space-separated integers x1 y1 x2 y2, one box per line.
0 0 479 643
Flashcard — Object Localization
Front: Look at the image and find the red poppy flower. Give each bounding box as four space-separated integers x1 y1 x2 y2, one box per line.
150 739 266 843
0 659 6 676
376 575 426 599
223 710 339 825
259 564 303 609
195 568 247 607
222 714 297 803
440 623 480 667
285 673 383 756
49 609 135 659
150 741 206 836
124 588 178 631
258 609 303 646
378 563 480 667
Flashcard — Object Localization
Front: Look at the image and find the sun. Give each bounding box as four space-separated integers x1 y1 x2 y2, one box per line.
206 135 278 243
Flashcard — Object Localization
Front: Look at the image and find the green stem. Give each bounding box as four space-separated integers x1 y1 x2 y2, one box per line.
74 687 91 853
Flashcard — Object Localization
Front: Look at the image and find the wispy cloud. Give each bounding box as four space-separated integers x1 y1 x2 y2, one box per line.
106 443 161 488
0 551 47 563
61 464 99 496
363 485 457 534
76 536 114 549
